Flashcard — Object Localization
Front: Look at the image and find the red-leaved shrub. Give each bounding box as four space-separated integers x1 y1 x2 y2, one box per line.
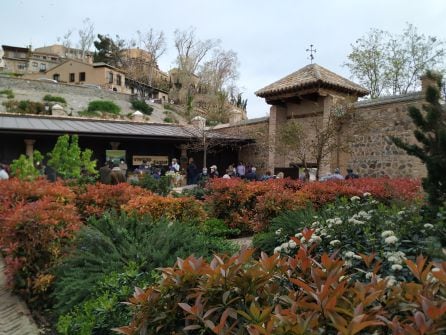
0 179 81 299
122 194 206 223
75 183 151 219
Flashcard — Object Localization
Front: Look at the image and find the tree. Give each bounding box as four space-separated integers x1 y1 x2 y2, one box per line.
77 18 95 60
93 34 126 67
345 24 445 98
392 71 446 208
136 29 166 85
10 150 43 180
47 134 97 179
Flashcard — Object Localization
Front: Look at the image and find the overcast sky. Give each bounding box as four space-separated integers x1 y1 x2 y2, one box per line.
2 0 446 118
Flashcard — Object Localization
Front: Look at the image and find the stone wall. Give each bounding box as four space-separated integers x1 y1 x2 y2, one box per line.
0 76 182 123
342 95 426 178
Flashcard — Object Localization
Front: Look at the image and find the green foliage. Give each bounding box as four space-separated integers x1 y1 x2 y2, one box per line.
10 150 44 180
2 99 47 114
163 103 175 111
93 34 126 67
52 212 236 316
47 134 98 180
265 195 443 281
0 88 14 99
87 100 121 114
56 263 155 335
130 99 153 115
43 94 66 103
163 116 174 123
392 71 446 209
199 218 241 238
131 174 172 196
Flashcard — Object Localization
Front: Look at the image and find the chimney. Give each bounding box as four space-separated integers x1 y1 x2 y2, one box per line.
191 116 206 130
229 108 243 125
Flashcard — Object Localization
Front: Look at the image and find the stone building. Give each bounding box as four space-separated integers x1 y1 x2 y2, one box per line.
218 63 428 179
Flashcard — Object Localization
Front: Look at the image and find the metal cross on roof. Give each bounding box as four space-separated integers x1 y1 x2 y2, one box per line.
306 44 316 64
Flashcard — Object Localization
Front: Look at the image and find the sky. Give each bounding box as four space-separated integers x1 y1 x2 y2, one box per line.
2 0 446 118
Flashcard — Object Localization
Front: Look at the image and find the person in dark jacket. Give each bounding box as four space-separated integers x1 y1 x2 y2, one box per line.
245 167 258 181
99 161 112 184
345 168 359 180
187 158 198 184
110 164 126 184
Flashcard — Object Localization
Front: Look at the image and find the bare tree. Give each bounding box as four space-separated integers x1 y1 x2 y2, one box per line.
135 29 166 85
57 30 74 57
78 18 95 60
174 27 219 75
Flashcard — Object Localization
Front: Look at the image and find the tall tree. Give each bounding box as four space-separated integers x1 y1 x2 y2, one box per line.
137 28 166 85
77 18 95 60
345 24 445 98
392 71 446 209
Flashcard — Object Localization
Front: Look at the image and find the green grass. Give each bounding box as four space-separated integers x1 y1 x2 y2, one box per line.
0 89 14 99
78 110 101 117
43 94 66 104
131 99 153 115
87 100 120 115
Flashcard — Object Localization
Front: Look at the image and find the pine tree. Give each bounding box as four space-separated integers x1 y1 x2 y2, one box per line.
392 71 446 208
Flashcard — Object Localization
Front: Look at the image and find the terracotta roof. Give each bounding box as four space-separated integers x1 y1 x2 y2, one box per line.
255 64 369 98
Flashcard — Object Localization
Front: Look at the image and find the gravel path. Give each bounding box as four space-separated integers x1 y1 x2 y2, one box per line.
0 257 40 335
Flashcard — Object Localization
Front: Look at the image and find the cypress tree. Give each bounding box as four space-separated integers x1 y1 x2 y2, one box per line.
392 71 446 209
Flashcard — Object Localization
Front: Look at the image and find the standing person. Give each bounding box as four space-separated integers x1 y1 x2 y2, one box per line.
345 168 359 179
119 159 128 177
197 167 209 187
0 163 9 180
209 165 219 178
187 157 198 185
236 162 246 178
139 159 152 175
110 164 126 184
170 158 180 172
99 161 112 184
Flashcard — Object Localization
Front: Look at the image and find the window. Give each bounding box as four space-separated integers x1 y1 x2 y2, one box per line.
32 62 38 67
79 72 86 81
69 73 75 82
51 57 57 61
53 74 60 81
116 74 121 86
42 56 47 60
108 71 114 84
39 63 46 72
18 63 26 70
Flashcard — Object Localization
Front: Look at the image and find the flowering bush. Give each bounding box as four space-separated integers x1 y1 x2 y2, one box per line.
269 194 441 281
122 194 206 223
75 183 151 219
115 246 446 335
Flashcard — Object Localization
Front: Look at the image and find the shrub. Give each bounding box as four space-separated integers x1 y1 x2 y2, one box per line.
75 183 150 220
130 99 153 115
132 174 172 196
122 194 206 224
0 88 14 99
116 247 446 335
268 195 442 281
87 100 120 114
9 150 44 180
163 116 174 123
47 134 98 180
2 99 48 114
43 94 66 103
78 110 101 117
52 213 236 317
0 184 80 302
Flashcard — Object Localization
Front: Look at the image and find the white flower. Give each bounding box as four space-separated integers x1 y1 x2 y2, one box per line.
334 218 343 225
344 251 355 258
288 240 297 249
391 264 403 271
309 236 322 244
386 275 397 287
273 246 282 253
348 218 365 225
384 236 398 244
353 254 363 260
311 221 319 227
397 211 405 216
275 228 283 236
365 272 373 279
350 196 360 202
381 230 395 238
424 223 434 229
363 192 371 197
330 240 341 247
295 232 303 238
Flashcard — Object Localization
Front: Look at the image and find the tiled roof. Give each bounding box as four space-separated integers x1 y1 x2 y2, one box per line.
255 64 369 98
0 114 239 140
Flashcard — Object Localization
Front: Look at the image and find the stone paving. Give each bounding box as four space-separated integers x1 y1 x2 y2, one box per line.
0 257 40 335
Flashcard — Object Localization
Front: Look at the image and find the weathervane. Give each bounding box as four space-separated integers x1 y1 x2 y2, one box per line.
306 44 316 64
